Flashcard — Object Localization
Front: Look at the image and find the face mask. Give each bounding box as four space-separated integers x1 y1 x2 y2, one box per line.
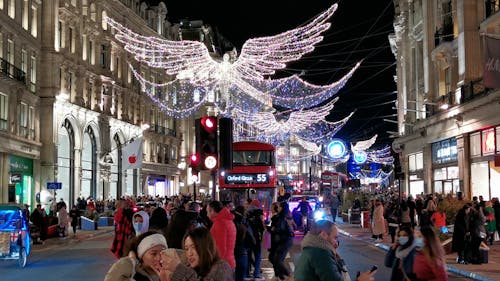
398 236 409 245
414 238 425 248
133 222 143 232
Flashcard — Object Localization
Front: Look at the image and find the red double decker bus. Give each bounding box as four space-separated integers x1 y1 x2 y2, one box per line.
218 141 277 219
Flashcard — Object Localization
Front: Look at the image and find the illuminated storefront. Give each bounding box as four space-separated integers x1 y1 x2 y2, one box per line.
469 127 500 200
432 138 459 195
9 155 34 206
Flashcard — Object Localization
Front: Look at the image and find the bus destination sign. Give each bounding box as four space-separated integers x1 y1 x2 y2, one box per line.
225 173 269 184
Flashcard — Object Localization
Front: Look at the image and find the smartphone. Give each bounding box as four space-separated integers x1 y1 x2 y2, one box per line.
162 248 176 258
370 265 378 273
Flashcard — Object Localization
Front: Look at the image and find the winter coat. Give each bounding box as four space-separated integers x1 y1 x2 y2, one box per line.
104 256 159 281
384 245 418 281
430 211 446 228
169 260 233 281
451 208 467 253
413 251 448 281
58 206 69 227
372 205 385 235
210 208 236 268
294 234 345 281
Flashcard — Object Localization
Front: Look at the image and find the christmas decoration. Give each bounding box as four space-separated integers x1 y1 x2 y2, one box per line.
105 3 360 116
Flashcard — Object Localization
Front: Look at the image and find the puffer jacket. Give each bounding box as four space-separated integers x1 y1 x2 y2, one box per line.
294 234 344 281
210 208 236 268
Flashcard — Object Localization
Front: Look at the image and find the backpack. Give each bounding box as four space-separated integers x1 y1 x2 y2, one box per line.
247 209 265 241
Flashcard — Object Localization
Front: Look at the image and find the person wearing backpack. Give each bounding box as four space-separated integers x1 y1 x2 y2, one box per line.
247 200 265 280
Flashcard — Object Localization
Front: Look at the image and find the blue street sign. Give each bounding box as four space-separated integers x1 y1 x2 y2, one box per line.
46 182 62 189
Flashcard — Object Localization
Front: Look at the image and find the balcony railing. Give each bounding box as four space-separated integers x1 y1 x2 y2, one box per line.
434 20 454 46
0 57 27 85
153 124 177 137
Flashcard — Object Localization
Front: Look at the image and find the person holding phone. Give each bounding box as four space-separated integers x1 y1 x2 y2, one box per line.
294 220 376 281
105 231 168 281
160 226 233 281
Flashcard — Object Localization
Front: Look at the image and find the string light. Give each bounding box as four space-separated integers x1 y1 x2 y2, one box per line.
105 4 360 117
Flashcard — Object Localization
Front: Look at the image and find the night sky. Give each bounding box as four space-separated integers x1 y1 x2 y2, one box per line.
149 0 397 148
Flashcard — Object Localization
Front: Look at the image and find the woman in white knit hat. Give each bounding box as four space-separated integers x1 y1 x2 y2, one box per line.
105 231 168 281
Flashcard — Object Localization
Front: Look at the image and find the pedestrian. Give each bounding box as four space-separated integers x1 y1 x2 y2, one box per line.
330 192 341 223
105 231 168 281
246 201 265 280
166 209 200 249
233 205 256 281
207 200 236 269
58 204 69 237
407 196 416 227
384 226 418 281
111 202 134 258
372 199 385 242
269 201 294 281
412 226 448 281
69 205 80 237
384 201 400 244
160 227 233 281
133 211 150 236
484 201 496 245
30 204 47 244
294 220 375 281
451 203 470 264
149 207 169 237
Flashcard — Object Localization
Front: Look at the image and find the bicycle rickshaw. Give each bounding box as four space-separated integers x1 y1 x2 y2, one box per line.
0 204 31 267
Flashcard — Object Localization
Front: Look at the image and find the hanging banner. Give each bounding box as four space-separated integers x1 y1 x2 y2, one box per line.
483 36 500 89
122 138 143 170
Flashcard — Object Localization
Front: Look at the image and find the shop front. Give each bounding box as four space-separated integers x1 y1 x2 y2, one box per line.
431 138 460 195
9 155 34 206
469 127 500 200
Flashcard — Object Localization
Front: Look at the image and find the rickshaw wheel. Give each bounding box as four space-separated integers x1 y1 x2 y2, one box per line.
18 247 27 268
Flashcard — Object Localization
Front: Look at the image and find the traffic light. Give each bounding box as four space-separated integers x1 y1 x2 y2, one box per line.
195 116 218 170
189 153 201 171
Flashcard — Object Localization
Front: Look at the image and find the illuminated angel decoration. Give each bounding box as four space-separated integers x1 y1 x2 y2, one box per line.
105 3 360 117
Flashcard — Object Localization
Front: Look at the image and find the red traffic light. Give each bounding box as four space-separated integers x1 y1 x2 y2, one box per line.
190 153 200 166
201 116 217 133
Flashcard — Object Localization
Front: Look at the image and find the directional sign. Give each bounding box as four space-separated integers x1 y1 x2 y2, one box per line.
46 182 62 189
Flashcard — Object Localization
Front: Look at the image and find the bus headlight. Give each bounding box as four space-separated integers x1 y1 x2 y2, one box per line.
268 170 274 177
220 171 225 177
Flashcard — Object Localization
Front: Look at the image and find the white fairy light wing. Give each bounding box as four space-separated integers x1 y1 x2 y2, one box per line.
106 16 218 84
286 98 337 133
233 4 338 80
351 134 378 151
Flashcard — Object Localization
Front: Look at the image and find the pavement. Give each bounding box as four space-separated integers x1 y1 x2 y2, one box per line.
335 220 500 281
31 226 115 251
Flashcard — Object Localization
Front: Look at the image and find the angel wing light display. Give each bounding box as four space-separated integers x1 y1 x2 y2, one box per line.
105 3 360 117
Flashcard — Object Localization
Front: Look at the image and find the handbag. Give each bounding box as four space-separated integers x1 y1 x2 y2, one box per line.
494 230 500 242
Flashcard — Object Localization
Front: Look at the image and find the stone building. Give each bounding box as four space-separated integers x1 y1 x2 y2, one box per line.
0 0 186 208
391 0 500 200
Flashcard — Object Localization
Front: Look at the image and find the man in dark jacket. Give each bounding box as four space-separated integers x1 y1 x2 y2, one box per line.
295 220 375 281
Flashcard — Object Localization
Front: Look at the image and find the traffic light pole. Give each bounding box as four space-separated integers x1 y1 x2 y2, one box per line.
193 181 196 202
211 170 217 200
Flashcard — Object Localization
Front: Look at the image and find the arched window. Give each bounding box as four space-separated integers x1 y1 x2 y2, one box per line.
58 119 75 206
82 126 97 199
101 10 107 30
90 3 96 21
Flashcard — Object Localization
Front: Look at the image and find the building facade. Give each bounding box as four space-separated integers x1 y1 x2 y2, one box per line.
391 0 500 200
0 0 186 208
